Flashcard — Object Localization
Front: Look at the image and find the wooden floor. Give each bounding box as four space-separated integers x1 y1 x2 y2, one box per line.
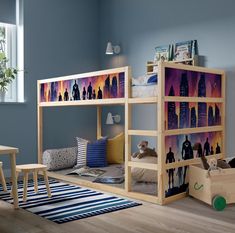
0 196 234 233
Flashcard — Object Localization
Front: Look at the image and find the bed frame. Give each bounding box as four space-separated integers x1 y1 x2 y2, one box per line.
37 63 226 205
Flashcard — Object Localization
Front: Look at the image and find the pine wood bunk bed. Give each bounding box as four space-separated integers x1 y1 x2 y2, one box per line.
37 63 226 205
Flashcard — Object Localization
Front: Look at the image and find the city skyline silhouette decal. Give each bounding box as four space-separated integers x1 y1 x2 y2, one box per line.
165 67 222 130
40 72 125 102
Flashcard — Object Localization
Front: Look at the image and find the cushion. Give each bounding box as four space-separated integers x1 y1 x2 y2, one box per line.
75 137 89 168
131 156 158 183
87 138 108 167
147 74 158 84
42 147 77 171
106 132 124 164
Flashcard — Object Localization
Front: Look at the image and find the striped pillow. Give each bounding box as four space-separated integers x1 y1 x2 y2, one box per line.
87 138 108 167
75 137 89 168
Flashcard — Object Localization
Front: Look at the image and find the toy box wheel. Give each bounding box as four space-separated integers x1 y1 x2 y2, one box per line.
212 195 226 211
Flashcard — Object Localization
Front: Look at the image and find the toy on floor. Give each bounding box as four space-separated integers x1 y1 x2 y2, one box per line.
132 141 157 159
189 164 235 211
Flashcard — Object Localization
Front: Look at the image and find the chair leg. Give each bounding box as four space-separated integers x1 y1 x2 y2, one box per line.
33 170 38 193
0 166 7 192
43 170 51 198
23 172 28 202
11 171 18 197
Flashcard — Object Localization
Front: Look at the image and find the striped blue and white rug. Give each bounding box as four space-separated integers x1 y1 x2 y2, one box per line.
0 179 141 224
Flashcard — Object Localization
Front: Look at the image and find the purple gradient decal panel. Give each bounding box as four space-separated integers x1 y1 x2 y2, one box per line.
165 67 222 98
165 131 222 161
40 72 125 102
165 102 222 130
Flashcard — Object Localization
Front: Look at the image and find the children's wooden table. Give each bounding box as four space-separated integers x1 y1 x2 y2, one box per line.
0 145 19 209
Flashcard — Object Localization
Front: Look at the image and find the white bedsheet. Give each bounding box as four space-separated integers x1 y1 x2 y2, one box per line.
131 85 158 98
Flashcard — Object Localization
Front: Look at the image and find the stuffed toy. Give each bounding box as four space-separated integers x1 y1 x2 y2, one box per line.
201 154 231 170
207 157 222 177
132 140 157 159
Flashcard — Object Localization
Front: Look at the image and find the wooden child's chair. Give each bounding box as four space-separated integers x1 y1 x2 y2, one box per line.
0 161 7 192
13 164 51 202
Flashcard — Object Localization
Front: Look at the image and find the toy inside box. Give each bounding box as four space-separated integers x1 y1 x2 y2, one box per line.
189 164 235 211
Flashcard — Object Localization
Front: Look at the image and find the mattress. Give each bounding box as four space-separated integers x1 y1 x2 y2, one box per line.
131 84 158 98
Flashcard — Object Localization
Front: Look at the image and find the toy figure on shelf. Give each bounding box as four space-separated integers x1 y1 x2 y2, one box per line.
196 143 202 157
82 87 86 100
87 82 92 100
72 80 80 100
97 86 103 99
203 137 210 156
181 135 193 184
216 143 221 154
92 90 96 99
166 147 175 189
176 160 183 187
64 88 69 101
58 93 62 101
210 146 214 155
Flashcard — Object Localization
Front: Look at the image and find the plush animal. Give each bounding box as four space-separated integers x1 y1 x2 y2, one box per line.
201 154 231 170
132 141 157 159
207 157 222 177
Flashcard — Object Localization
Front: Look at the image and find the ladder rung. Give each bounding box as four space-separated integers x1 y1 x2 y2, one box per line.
128 97 158 104
128 130 158 136
128 161 158 171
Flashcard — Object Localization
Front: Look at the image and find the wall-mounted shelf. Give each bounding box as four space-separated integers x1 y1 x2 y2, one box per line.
146 56 198 74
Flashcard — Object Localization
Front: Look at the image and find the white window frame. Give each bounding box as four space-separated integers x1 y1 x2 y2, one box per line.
0 0 24 103
0 23 17 102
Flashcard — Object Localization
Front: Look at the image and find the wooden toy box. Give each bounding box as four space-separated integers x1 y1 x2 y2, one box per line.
189 165 235 209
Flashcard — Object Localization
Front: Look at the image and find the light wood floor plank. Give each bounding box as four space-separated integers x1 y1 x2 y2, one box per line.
0 196 234 233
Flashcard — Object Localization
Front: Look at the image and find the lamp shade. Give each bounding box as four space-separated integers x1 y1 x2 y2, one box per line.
106 112 114 124
106 42 114 55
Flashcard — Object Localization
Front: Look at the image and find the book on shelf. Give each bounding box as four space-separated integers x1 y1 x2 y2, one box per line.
154 44 172 63
67 166 106 177
153 44 172 73
173 40 197 61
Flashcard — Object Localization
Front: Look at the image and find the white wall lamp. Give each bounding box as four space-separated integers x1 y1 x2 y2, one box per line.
105 42 121 55
106 112 121 125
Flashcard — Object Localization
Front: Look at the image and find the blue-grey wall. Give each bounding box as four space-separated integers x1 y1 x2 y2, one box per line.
1 0 235 175
99 0 235 157
0 0 15 24
0 0 100 173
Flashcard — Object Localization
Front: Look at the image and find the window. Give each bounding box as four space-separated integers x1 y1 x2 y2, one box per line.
0 23 17 102
0 0 24 103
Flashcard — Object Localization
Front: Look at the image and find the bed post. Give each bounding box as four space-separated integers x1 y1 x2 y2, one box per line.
221 71 226 159
157 63 166 205
125 67 132 192
97 106 102 139
37 81 43 164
